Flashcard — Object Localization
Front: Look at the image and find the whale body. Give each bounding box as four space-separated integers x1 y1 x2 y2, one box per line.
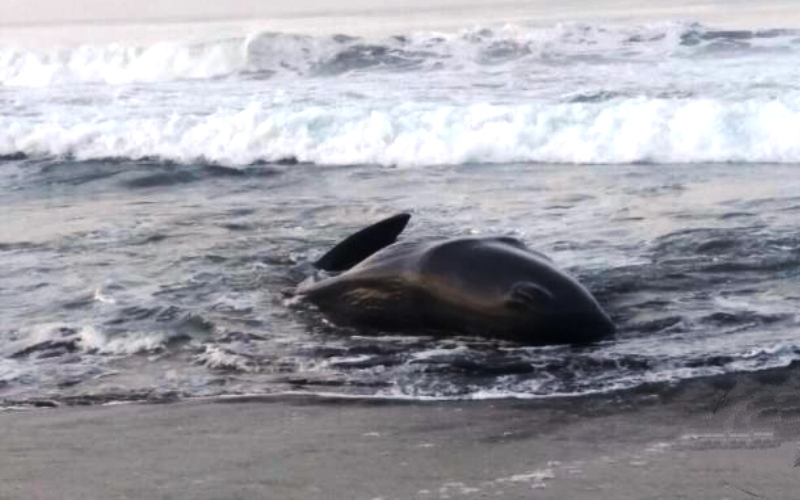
297 213 615 345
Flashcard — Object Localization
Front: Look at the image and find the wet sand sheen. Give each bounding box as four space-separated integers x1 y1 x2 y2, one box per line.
2 363 800 499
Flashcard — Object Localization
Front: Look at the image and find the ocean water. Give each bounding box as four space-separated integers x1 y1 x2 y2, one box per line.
2 12 800 404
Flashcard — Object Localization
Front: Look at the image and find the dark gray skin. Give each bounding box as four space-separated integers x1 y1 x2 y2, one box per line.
298 218 615 345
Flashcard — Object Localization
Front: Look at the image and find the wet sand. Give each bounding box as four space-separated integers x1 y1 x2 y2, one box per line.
3 364 800 499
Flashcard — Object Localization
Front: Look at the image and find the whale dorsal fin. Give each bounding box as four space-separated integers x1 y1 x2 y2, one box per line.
314 213 411 272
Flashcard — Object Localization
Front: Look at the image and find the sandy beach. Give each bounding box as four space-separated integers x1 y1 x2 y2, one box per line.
3 364 800 499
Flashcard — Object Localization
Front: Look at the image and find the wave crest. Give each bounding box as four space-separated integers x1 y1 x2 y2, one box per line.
4 96 800 166
2 22 797 86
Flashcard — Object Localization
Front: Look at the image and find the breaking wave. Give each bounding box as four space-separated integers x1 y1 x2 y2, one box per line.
3 323 185 358
1 22 798 86
5 96 800 166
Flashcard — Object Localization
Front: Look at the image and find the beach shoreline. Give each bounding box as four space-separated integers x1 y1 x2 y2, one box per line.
3 362 800 499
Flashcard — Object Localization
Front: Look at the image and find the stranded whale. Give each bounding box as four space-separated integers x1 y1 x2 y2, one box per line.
297 213 615 345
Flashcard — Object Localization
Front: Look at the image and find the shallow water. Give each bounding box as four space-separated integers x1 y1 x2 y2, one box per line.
2 158 799 402
3 12 800 403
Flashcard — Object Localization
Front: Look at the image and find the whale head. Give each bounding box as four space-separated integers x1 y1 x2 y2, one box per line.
423 237 616 345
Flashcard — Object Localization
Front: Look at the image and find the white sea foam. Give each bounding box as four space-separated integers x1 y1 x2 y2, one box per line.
195 345 256 372
0 24 622 86
0 39 249 87
5 96 800 166
1 22 795 86
78 326 175 355
3 22 800 166
0 359 25 385
3 323 177 357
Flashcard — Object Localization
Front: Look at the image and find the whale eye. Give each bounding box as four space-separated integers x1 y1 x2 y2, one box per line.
505 282 554 311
